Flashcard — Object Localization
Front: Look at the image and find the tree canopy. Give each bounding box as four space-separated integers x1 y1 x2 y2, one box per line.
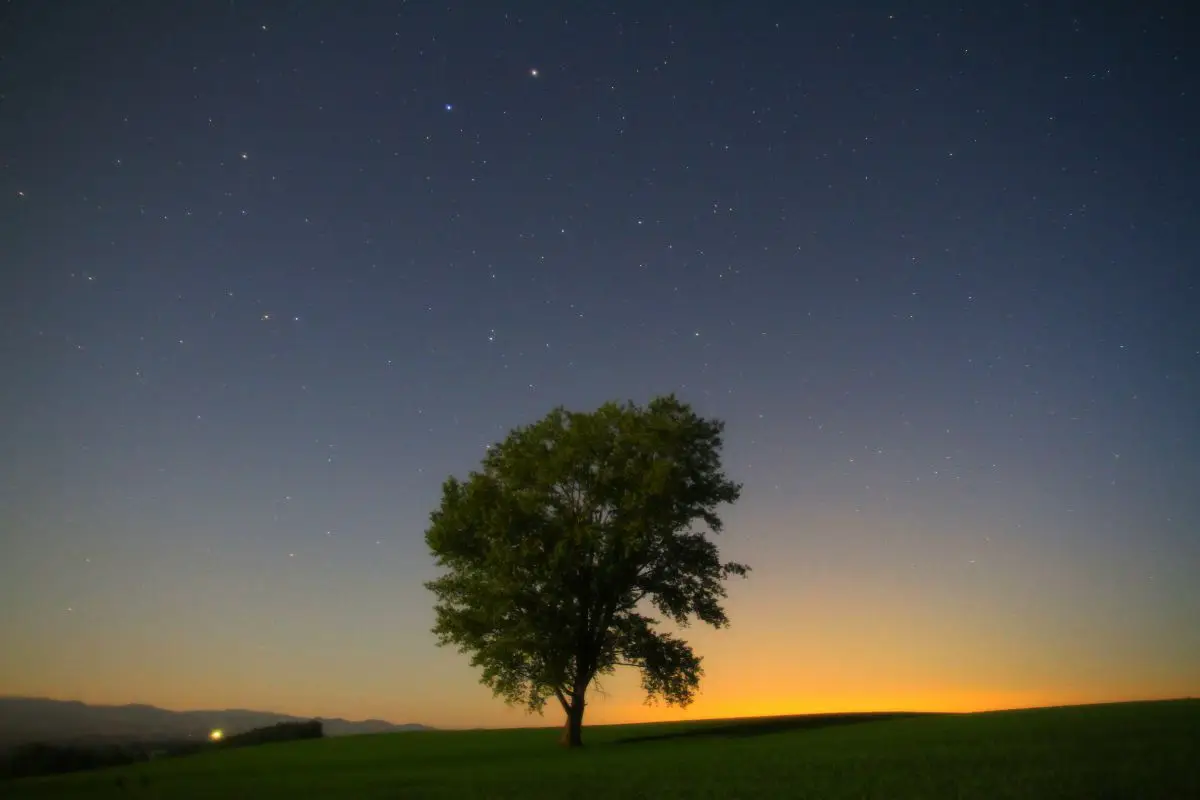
424 395 749 746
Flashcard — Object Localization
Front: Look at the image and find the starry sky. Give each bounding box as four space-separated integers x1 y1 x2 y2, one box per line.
2 1 1197 729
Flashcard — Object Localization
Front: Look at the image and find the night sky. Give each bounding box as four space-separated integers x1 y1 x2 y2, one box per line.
3 1 1197 729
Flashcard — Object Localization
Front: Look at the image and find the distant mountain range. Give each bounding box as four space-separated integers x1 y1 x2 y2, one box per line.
0 697 431 749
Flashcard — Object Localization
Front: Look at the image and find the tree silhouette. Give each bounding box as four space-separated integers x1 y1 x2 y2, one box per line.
425 394 749 747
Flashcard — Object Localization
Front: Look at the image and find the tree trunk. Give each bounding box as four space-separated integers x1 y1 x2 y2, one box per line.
559 699 585 748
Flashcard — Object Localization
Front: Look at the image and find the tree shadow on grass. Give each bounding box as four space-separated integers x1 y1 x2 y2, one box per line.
616 712 941 745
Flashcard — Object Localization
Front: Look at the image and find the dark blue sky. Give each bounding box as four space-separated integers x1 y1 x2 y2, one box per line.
2 1 1197 726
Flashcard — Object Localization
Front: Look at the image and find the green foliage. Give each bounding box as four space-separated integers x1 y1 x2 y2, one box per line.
424 395 749 735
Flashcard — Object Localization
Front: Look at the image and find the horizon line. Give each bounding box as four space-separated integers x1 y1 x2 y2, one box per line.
8 693 1194 732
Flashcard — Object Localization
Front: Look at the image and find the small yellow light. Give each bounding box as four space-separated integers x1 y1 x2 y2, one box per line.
209 729 224 742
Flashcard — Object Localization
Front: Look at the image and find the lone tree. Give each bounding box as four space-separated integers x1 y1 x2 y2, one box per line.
425 395 749 747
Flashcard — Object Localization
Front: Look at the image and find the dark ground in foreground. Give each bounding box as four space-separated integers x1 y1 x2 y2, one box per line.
6 699 1198 799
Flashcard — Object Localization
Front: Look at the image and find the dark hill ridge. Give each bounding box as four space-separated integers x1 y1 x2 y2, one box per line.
0 697 430 749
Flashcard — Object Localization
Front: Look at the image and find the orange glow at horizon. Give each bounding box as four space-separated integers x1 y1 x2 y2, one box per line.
3 507 1197 730
4 0 1199 751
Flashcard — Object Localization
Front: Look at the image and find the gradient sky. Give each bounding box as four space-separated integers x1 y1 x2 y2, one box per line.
2 1 1197 730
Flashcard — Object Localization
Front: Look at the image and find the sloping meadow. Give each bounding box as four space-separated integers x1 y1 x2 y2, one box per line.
6 700 1199 799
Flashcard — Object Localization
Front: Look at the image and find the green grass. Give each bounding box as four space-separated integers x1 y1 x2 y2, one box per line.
6 699 1198 798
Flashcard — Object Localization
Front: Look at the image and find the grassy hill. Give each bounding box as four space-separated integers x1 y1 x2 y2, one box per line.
6 699 1198 798
0 697 428 748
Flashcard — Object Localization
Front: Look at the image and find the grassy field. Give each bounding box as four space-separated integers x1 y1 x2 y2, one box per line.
5 699 1198 798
